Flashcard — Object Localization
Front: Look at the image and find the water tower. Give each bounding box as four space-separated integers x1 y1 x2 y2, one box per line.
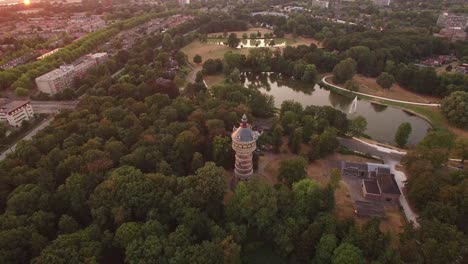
231 114 262 181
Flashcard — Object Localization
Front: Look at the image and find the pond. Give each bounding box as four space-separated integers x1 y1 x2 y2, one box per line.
208 38 288 48
242 72 432 146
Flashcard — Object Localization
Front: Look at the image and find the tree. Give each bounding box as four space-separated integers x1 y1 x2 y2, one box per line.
173 35 185 49
278 157 307 187
58 215 79 235
227 33 240 48
331 243 364 264
212 136 234 168
332 58 357 84
292 179 322 219
0 122 7 139
348 116 367 136
193 54 202 64
242 33 248 39
302 64 318 83
454 138 468 164
319 127 339 156
226 179 277 232
376 72 395 89
289 127 303 154
32 227 102 264
229 68 241 83
15 87 29 97
162 33 173 51
441 91 468 128
195 71 204 83
272 125 284 153
344 80 359 91
314 234 337 264
395 122 412 148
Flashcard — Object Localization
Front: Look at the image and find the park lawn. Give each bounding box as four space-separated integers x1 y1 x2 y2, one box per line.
351 75 441 104
181 40 248 64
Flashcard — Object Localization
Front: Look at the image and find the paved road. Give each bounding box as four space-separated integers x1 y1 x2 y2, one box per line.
0 117 54 161
322 76 441 107
30 101 79 114
339 137 420 227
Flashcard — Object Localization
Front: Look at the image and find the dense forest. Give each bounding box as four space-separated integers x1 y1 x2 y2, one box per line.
0 18 403 263
0 5 467 263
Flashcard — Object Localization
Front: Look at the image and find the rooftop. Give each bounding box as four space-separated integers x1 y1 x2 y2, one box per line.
36 65 74 81
355 201 385 218
377 174 401 195
376 167 391 175
0 100 30 113
343 161 368 171
364 180 380 194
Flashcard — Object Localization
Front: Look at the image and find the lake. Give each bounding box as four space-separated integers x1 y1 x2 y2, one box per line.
242 72 432 145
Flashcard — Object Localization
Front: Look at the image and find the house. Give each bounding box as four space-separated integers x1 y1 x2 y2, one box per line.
341 161 369 177
342 161 401 204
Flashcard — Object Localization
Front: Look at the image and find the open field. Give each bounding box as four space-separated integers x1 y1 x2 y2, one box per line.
352 75 440 104
182 29 321 84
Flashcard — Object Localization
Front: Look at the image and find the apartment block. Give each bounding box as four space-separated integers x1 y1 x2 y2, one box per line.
35 53 108 95
0 101 34 127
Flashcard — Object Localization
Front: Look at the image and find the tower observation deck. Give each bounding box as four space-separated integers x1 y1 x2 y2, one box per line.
231 114 262 181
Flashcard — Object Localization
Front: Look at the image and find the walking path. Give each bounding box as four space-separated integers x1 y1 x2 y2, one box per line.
322 76 441 107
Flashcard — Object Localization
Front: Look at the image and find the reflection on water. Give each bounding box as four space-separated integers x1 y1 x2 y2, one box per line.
212 38 287 48
242 72 431 145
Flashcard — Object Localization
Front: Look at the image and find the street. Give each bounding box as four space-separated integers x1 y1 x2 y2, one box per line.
30 100 79 114
0 117 54 162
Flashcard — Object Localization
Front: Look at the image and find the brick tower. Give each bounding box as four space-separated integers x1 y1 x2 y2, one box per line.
231 114 262 181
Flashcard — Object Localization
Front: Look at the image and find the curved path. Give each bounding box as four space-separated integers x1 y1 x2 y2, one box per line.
322 76 441 107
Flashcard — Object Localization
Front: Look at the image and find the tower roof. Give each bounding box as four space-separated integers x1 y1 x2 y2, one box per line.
231 114 261 143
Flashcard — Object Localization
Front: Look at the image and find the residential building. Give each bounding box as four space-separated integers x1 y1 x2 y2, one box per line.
178 0 189 6
35 65 75 95
0 101 34 127
371 0 391 6
436 13 468 41
311 0 329 8
35 53 108 95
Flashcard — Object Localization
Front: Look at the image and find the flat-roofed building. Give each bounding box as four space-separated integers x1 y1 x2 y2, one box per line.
74 57 96 78
90 53 109 64
0 100 34 127
35 52 108 95
35 65 75 95
311 0 329 8
371 0 391 6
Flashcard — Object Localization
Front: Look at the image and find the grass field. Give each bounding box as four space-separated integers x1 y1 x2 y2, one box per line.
352 75 440 104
